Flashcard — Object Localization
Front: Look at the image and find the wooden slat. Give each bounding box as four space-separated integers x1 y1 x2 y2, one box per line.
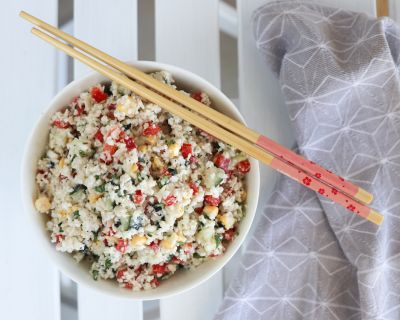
155 1 223 319
1 1 60 320
78 288 143 320
155 0 220 87
376 0 389 16
74 0 138 78
73 1 143 319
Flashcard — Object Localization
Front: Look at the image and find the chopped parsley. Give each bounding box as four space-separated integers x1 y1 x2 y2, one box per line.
215 234 222 246
70 184 87 195
92 270 99 281
158 176 169 188
153 203 165 212
72 210 80 219
105 258 112 270
95 184 106 193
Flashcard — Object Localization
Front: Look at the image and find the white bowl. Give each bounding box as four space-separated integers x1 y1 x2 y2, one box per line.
21 61 260 300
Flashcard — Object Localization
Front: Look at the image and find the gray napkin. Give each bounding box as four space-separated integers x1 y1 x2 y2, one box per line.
215 2 400 319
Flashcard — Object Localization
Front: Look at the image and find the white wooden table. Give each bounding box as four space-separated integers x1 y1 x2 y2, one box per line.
1 1 395 319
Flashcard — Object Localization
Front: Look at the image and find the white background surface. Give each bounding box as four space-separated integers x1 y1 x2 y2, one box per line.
0 0 392 319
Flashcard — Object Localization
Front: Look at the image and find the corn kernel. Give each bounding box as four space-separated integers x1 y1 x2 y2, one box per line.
146 135 157 145
58 209 67 217
176 231 186 242
88 193 102 204
166 204 185 219
168 144 180 157
130 163 139 174
160 233 177 249
218 213 235 229
203 206 219 219
35 196 51 213
176 205 185 218
151 156 164 170
138 145 148 153
59 158 65 168
130 235 147 247
67 205 79 215
116 103 128 114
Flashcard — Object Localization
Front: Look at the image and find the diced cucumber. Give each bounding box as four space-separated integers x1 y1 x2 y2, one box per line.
118 216 131 231
204 167 225 188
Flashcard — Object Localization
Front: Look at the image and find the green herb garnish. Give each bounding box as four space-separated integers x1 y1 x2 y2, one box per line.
158 176 169 188
72 210 80 219
167 168 177 176
105 258 112 270
215 234 222 246
153 203 165 212
70 184 87 195
193 253 202 259
123 123 132 130
92 270 99 281
95 184 106 193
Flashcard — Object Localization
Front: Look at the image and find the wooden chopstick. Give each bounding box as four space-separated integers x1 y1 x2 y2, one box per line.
21 19 383 225
19 10 373 206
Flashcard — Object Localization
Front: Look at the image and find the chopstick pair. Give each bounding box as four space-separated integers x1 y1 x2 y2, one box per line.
20 11 383 225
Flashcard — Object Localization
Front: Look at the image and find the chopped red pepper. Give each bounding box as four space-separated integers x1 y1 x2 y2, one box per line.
53 120 70 129
106 111 115 120
189 156 198 164
171 256 183 264
161 167 172 177
75 105 85 116
116 131 125 142
213 153 231 172
107 103 116 110
132 190 143 204
104 144 118 155
116 267 127 279
152 264 168 274
191 91 203 102
55 234 64 244
164 194 177 206
116 239 128 253
183 243 193 254
151 278 160 287
124 136 136 151
94 129 104 143
106 228 116 237
194 207 203 214
149 241 159 252
181 143 192 159
143 121 161 136
204 195 221 206
91 87 108 103
189 182 199 195
236 160 251 174
124 282 133 289
224 228 236 241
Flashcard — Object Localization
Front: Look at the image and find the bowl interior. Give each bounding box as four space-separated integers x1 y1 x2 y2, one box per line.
21 61 260 299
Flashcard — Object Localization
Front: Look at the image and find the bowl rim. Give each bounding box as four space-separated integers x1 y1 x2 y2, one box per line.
21 60 260 300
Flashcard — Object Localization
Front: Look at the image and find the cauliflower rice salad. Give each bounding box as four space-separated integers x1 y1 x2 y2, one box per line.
35 71 251 291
